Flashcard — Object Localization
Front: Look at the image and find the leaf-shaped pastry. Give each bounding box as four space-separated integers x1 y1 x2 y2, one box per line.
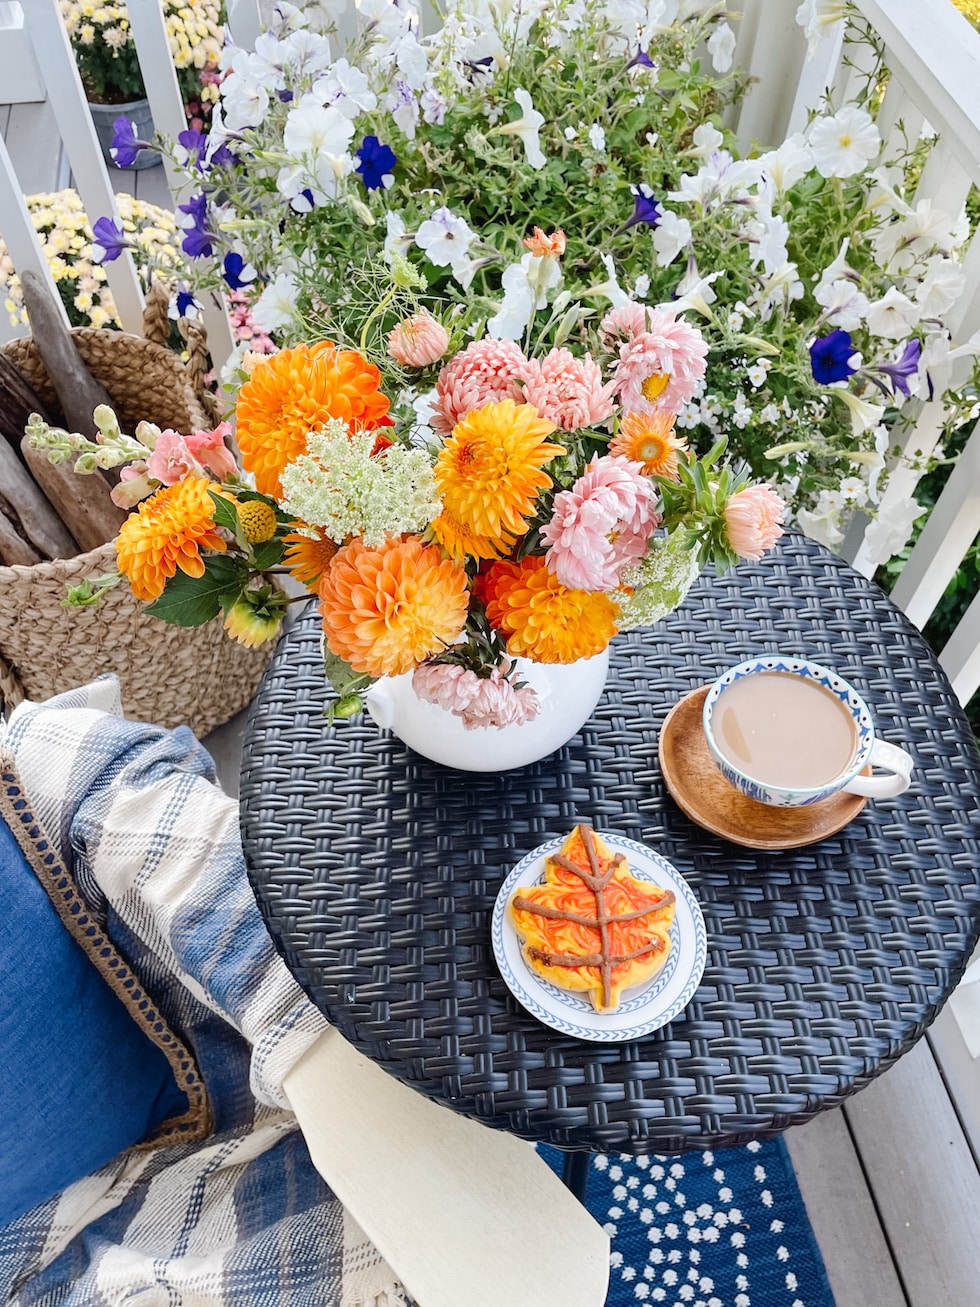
508 825 676 1013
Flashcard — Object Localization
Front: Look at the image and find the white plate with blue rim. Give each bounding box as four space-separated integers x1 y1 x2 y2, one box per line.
490 832 707 1043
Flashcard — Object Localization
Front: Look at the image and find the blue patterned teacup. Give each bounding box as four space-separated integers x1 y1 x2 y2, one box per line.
702 657 913 807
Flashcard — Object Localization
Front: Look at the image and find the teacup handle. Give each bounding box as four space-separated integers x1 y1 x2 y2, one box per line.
842 739 914 798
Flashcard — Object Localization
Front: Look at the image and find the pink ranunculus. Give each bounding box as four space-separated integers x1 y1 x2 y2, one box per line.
518 348 617 431
432 338 528 434
541 454 660 591
724 485 786 560
599 302 649 349
184 421 239 480
613 311 709 416
388 312 451 368
146 429 204 485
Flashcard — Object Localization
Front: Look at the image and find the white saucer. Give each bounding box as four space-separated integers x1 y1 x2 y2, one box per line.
490 833 707 1043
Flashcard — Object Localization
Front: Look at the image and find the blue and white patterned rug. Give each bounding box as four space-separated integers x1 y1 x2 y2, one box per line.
539 1138 836 1307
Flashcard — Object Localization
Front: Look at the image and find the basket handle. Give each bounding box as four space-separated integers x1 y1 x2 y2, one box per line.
0 648 25 714
142 280 222 426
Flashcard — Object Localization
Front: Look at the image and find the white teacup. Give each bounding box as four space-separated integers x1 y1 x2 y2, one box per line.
702 656 914 807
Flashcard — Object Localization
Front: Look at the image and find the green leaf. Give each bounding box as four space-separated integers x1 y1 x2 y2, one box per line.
145 555 250 627
251 539 285 570
209 490 240 533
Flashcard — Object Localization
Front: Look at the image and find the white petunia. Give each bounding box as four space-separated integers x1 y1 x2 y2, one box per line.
588 122 606 152
358 0 408 44
707 21 736 72
396 33 429 91
749 262 804 320
383 210 412 262
652 210 692 266
387 80 419 140
914 256 966 317
283 97 355 164
796 0 849 56
756 134 814 196
670 266 722 317
748 211 790 274
252 271 298 333
833 387 885 436
808 105 880 178
487 258 536 340
495 87 547 170
586 252 630 309
687 122 724 158
280 28 333 79
415 206 476 268
864 286 920 338
221 60 270 130
814 278 870 332
861 496 927 567
312 58 377 118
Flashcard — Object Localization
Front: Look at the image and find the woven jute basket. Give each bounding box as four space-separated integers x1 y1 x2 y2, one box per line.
0 324 275 736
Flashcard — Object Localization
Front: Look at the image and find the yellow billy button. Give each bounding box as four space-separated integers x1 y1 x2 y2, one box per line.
237 499 278 544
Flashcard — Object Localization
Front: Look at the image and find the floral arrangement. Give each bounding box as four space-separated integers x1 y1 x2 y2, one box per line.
107 0 980 571
58 0 222 110
28 269 784 730
0 189 183 329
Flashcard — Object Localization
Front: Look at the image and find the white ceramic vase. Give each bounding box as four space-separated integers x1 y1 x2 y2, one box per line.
364 649 611 772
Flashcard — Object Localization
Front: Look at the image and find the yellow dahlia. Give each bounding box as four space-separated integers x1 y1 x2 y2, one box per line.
283 527 339 591
115 477 226 603
236 342 391 497
480 556 618 663
609 411 687 480
431 399 565 561
319 535 469 679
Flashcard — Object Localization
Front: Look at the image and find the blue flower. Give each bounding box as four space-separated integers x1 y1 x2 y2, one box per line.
809 330 858 384
208 141 238 170
623 184 661 231
222 252 257 291
872 338 922 398
176 288 199 317
178 128 207 169
91 216 130 264
110 117 149 168
627 46 655 70
177 193 215 259
355 135 397 190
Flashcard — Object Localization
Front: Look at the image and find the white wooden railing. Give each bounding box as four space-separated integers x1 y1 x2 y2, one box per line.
1 0 978 706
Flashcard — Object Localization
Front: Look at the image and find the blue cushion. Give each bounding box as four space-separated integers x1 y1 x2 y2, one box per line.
0 804 190 1225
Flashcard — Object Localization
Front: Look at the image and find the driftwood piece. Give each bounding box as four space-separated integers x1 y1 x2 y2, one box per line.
21 436 127 552
0 501 42 565
20 270 114 439
0 350 53 456
0 435 79 559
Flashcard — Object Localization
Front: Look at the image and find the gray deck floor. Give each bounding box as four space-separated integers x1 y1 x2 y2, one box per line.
7 93 980 1307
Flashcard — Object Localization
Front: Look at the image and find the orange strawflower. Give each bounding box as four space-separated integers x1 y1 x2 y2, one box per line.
431 399 565 561
319 535 469 678
479 555 618 663
283 527 339 591
115 477 226 603
236 342 391 497
609 411 687 480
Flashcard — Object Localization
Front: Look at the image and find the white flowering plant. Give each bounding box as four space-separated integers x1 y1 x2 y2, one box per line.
104 0 980 567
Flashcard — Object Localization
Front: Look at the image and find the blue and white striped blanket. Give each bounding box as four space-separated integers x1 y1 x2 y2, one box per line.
0 677 404 1307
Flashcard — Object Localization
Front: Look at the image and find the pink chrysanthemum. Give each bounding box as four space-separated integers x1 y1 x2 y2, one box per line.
412 660 541 729
724 485 786 560
613 311 709 416
432 338 527 435
519 348 617 432
599 302 649 348
541 454 660 591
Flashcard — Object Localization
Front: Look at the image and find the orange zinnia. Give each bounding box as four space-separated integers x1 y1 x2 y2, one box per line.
115 477 226 603
430 399 565 561
283 527 339 591
479 555 618 664
609 411 687 480
319 535 469 679
236 342 391 497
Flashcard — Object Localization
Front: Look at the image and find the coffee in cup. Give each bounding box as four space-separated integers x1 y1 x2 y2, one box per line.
702 657 913 807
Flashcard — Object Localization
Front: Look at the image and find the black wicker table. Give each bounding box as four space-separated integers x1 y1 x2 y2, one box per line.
240 532 980 1157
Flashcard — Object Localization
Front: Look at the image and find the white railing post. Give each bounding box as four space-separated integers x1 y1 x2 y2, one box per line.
227 0 262 49
0 1 44 102
730 0 806 152
939 592 980 706
20 0 145 335
0 130 71 328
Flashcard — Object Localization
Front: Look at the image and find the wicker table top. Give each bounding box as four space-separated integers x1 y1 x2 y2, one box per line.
240 533 980 1155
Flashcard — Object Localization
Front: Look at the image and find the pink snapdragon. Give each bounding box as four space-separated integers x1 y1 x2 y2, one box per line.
542 454 660 591
412 660 541 729
519 348 617 431
184 421 239 480
432 338 527 434
612 310 709 415
146 429 203 485
724 485 786 560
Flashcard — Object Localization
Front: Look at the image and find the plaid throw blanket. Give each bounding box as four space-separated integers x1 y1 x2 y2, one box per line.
0 677 405 1307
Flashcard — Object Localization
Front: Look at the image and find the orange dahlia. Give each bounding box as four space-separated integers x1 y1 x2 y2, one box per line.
609 411 687 479
283 527 339 591
236 342 391 497
431 399 565 561
479 555 618 663
319 535 469 678
115 477 227 603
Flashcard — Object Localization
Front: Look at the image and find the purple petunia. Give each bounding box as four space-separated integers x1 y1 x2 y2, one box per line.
110 117 149 168
91 216 130 264
627 46 656 71
222 252 256 291
176 287 199 317
355 135 397 191
177 193 215 259
872 338 922 398
178 128 208 169
623 184 661 231
809 329 859 385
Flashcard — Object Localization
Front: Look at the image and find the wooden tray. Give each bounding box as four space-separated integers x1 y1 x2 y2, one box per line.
658 685 869 850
